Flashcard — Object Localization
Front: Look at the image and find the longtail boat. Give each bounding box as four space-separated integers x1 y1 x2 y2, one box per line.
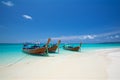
48 40 61 53
23 38 51 54
63 42 82 51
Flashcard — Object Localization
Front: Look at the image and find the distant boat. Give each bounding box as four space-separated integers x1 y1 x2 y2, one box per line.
23 38 51 55
63 43 82 51
48 40 61 53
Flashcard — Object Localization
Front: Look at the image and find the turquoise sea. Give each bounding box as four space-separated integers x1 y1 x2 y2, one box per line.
0 43 120 67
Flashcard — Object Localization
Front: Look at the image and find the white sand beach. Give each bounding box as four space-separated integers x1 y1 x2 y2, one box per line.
0 48 120 80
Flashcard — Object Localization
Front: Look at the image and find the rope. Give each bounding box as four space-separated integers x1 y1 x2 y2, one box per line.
0 54 29 69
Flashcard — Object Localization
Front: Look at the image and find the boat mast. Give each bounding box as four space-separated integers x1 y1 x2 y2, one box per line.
45 38 51 54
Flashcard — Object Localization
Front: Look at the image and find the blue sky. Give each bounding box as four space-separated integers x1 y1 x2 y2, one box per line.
0 0 120 43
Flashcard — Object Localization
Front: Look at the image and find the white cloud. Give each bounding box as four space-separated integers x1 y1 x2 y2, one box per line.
22 15 32 20
110 36 114 39
96 31 120 37
51 31 120 41
52 35 96 41
115 35 119 38
1 1 14 7
82 35 96 39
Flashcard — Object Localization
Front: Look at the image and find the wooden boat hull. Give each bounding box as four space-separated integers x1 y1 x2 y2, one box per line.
63 46 80 51
23 47 46 54
22 38 51 55
48 45 58 53
48 40 61 53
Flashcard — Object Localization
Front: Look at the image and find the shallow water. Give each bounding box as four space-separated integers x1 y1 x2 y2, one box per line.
0 43 120 67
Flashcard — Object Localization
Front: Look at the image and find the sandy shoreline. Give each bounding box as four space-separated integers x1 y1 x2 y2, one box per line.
0 48 120 80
